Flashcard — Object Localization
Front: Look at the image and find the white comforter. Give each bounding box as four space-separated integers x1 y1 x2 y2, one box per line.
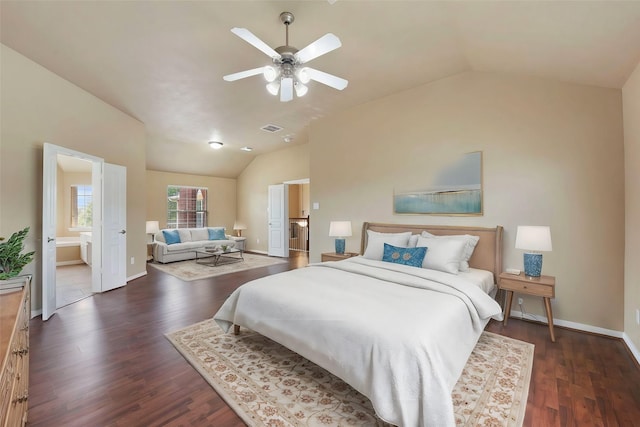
214 257 503 426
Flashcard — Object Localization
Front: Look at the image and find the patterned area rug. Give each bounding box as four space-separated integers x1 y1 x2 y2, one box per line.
166 319 534 426
148 253 288 281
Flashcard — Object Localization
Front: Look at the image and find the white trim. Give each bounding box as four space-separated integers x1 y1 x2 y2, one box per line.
509 309 623 337
127 271 147 282
283 178 309 184
31 309 42 319
56 260 85 267
250 249 269 255
622 333 640 365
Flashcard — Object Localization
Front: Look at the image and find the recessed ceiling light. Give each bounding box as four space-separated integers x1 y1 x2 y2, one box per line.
209 141 223 150
240 146 253 152
283 135 293 143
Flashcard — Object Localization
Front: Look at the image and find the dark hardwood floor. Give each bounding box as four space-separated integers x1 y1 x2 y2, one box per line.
27 252 640 426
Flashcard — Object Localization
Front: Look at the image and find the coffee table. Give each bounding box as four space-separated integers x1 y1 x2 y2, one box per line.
195 247 244 266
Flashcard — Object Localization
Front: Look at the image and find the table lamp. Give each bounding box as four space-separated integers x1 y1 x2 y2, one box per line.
515 225 552 277
146 221 160 242
233 221 247 237
329 221 352 255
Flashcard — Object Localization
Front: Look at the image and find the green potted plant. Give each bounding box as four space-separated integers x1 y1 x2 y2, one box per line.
0 227 36 280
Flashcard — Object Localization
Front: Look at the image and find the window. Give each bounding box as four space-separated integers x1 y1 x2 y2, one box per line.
71 185 92 229
167 186 208 228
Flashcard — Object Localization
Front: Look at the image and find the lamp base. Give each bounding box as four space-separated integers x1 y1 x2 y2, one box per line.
523 252 543 277
334 238 345 255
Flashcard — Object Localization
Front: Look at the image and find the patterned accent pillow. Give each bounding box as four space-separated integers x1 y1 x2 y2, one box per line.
208 227 226 240
162 229 181 245
382 243 427 268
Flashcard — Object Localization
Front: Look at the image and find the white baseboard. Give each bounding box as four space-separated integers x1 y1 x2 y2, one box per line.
56 260 85 267
509 309 640 364
250 249 269 255
622 333 640 365
31 308 42 319
127 270 147 282
509 309 624 338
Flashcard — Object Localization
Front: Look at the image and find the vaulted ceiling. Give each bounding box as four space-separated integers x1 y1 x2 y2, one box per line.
2 1 639 178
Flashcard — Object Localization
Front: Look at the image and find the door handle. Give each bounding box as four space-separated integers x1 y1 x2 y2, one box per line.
119 230 126 234
47 237 55 242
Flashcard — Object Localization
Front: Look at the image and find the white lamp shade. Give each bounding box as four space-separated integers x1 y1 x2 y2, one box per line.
146 221 160 234
329 221 352 237
233 221 247 231
515 226 552 251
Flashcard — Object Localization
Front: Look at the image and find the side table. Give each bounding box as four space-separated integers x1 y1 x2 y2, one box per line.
498 272 556 342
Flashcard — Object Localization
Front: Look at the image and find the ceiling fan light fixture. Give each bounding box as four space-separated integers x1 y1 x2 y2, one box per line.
263 66 278 82
294 82 308 97
224 11 347 102
297 67 311 84
209 141 223 150
280 77 294 102
266 81 280 96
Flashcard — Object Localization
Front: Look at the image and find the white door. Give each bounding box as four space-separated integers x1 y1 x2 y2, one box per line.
42 144 58 321
42 143 103 320
102 163 127 292
268 184 288 257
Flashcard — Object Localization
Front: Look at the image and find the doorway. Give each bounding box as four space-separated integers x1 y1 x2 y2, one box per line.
55 154 94 308
43 143 128 321
268 179 310 258
287 182 310 253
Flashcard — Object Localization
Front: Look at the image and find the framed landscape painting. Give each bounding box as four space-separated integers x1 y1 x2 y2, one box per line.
394 151 483 216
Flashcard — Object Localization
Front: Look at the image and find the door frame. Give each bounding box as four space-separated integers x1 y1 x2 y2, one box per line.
42 143 103 320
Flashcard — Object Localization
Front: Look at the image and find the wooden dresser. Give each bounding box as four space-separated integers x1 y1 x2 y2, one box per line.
0 276 31 427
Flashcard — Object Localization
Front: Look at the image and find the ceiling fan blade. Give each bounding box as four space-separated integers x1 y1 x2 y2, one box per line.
231 28 280 59
305 67 348 90
223 67 265 82
280 77 294 102
294 33 342 64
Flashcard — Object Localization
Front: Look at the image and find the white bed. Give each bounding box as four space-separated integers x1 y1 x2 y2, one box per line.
214 223 504 426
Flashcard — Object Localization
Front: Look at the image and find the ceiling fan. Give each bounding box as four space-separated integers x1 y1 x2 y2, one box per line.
223 11 348 102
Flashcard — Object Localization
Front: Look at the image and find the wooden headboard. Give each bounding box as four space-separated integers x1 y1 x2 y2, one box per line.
361 222 504 279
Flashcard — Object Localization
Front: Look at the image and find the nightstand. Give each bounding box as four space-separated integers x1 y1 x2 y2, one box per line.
498 272 556 342
321 252 359 262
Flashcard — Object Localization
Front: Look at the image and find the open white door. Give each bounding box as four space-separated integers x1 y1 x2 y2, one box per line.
268 184 288 257
42 144 58 321
102 163 127 292
42 143 103 320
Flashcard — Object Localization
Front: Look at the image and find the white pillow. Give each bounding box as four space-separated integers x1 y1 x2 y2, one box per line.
177 229 192 243
421 231 480 272
407 234 419 248
191 228 209 241
363 231 412 260
416 236 466 274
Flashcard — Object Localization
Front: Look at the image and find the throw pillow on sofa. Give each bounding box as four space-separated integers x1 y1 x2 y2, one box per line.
208 227 226 240
191 228 209 241
162 229 181 245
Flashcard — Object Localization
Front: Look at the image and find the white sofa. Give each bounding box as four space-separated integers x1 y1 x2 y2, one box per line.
152 227 238 264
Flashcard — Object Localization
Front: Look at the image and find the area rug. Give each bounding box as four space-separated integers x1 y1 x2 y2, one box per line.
166 319 534 426
148 253 288 281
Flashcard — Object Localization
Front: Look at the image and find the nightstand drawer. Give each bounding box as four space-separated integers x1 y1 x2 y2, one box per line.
499 277 554 298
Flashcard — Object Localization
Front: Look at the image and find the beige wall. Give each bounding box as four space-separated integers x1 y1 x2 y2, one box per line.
237 144 310 252
623 61 640 350
1 44 148 313
309 71 625 332
145 170 237 232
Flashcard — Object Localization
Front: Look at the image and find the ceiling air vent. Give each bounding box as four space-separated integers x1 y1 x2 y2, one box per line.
260 124 283 133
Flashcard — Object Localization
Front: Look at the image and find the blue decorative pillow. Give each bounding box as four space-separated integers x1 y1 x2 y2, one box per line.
162 229 181 245
382 243 427 268
208 227 226 240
